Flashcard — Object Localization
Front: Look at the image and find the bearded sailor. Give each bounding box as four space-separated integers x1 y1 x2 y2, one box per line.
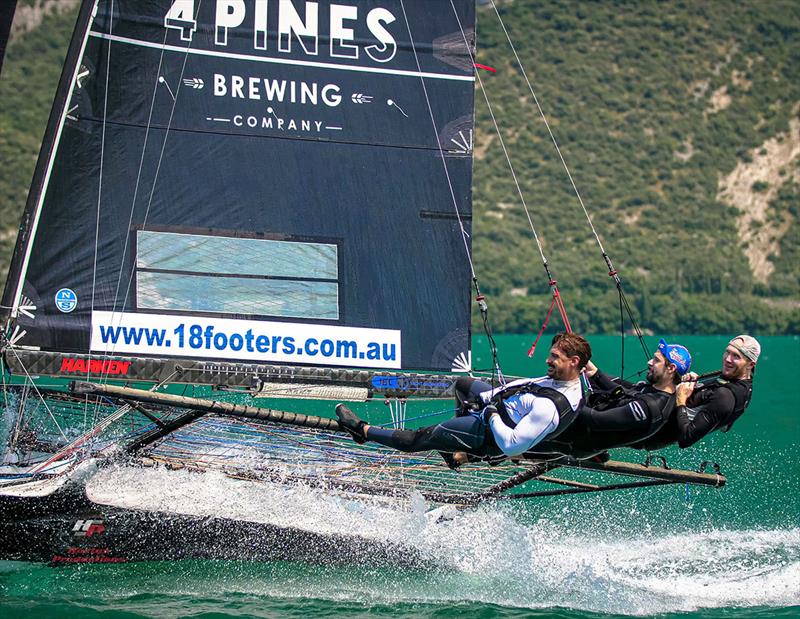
632 335 757 451
541 338 693 459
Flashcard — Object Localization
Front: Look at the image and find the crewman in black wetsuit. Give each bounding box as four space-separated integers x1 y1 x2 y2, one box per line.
533 339 693 458
633 334 758 451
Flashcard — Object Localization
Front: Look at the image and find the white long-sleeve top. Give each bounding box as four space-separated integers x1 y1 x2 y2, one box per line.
481 377 583 456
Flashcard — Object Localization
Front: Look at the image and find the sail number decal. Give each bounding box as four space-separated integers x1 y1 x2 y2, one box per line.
90 311 401 369
164 0 197 42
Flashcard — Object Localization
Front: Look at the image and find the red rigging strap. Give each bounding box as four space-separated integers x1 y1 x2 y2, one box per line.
553 286 572 333
527 296 555 357
448 1 562 369
527 280 572 358
484 0 649 369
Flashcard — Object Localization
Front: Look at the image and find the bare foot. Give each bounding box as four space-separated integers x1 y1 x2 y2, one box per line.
451 451 469 466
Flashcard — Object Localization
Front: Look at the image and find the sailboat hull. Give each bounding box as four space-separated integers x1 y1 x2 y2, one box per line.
0 482 427 567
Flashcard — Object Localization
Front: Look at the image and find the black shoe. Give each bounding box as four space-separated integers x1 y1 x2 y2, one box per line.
335 404 367 444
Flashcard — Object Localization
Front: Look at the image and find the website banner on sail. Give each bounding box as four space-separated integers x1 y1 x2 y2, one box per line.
1 0 476 377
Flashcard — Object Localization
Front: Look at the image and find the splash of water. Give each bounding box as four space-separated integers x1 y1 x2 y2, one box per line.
82 465 800 615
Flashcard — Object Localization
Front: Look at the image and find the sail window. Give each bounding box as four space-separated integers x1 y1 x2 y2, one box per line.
135 231 339 320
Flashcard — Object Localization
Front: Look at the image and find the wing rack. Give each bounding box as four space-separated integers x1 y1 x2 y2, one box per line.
69 382 726 506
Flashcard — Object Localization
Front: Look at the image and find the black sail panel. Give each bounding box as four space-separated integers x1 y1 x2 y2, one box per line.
5 0 475 374
0 1 16 76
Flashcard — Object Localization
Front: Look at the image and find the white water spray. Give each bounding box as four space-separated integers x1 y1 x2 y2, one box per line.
83 465 800 614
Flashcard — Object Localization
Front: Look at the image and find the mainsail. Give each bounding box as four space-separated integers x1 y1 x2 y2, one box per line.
2 0 476 385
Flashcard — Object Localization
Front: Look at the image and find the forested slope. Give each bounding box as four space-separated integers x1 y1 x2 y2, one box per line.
471 0 799 334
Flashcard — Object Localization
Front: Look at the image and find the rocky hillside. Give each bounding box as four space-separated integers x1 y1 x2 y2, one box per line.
470 0 799 334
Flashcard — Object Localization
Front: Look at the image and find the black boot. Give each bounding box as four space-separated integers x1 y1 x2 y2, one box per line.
335 404 367 444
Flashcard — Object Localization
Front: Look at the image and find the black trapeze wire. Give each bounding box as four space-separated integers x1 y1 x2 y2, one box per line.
399 0 505 388
488 0 650 371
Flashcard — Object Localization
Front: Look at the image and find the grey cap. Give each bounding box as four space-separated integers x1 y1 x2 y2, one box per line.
728 335 761 363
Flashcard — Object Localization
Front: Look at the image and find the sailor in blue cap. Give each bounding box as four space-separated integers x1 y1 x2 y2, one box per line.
656 338 692 380
541 338 693 458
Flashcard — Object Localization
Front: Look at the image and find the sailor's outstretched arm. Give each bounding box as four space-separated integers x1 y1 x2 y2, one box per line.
674 385 733 448
578 398 654 431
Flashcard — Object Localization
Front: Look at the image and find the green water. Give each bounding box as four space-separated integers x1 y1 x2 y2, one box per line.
1 335 798 618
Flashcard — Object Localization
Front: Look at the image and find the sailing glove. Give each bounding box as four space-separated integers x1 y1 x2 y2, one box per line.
482 404 499 423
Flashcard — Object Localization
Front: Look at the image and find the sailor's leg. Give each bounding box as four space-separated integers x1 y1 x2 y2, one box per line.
366 414 488 455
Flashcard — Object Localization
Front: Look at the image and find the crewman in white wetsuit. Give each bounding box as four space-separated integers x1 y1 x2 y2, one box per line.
477 373 584 456
335 333 591 465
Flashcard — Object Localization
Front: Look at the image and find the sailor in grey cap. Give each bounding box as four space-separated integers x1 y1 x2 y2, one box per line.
671 334 760 448
725 334 761 373
634 334 760 451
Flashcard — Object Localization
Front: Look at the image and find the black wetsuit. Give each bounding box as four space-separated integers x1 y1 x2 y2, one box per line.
531 370 675 458
633 377 752 450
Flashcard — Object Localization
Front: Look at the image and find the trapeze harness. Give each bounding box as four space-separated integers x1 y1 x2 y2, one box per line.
530 380 676 458
451 376 583 458
633 377 752 451
489 380 583 442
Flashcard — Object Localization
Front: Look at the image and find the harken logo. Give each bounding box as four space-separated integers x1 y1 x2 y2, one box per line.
73 519 105 537
60 358 131 376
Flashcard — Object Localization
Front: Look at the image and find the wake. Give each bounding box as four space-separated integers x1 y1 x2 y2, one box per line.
83 465 800 615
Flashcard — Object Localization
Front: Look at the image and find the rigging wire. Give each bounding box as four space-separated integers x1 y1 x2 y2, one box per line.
386 398 407 429
30 368 180 474
1 334 8 411
449 1 572 354
96 1 201 388
398 0 505 386
8 386 28 464
487 0 650 367
109 19 172 329
88 0 115 434
116 5 196 333
0 332 69 442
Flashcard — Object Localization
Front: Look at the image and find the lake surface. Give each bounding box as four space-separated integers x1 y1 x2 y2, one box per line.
1 335 798 618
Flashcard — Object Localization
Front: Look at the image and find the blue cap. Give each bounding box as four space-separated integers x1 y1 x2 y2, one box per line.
657 339 692 375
